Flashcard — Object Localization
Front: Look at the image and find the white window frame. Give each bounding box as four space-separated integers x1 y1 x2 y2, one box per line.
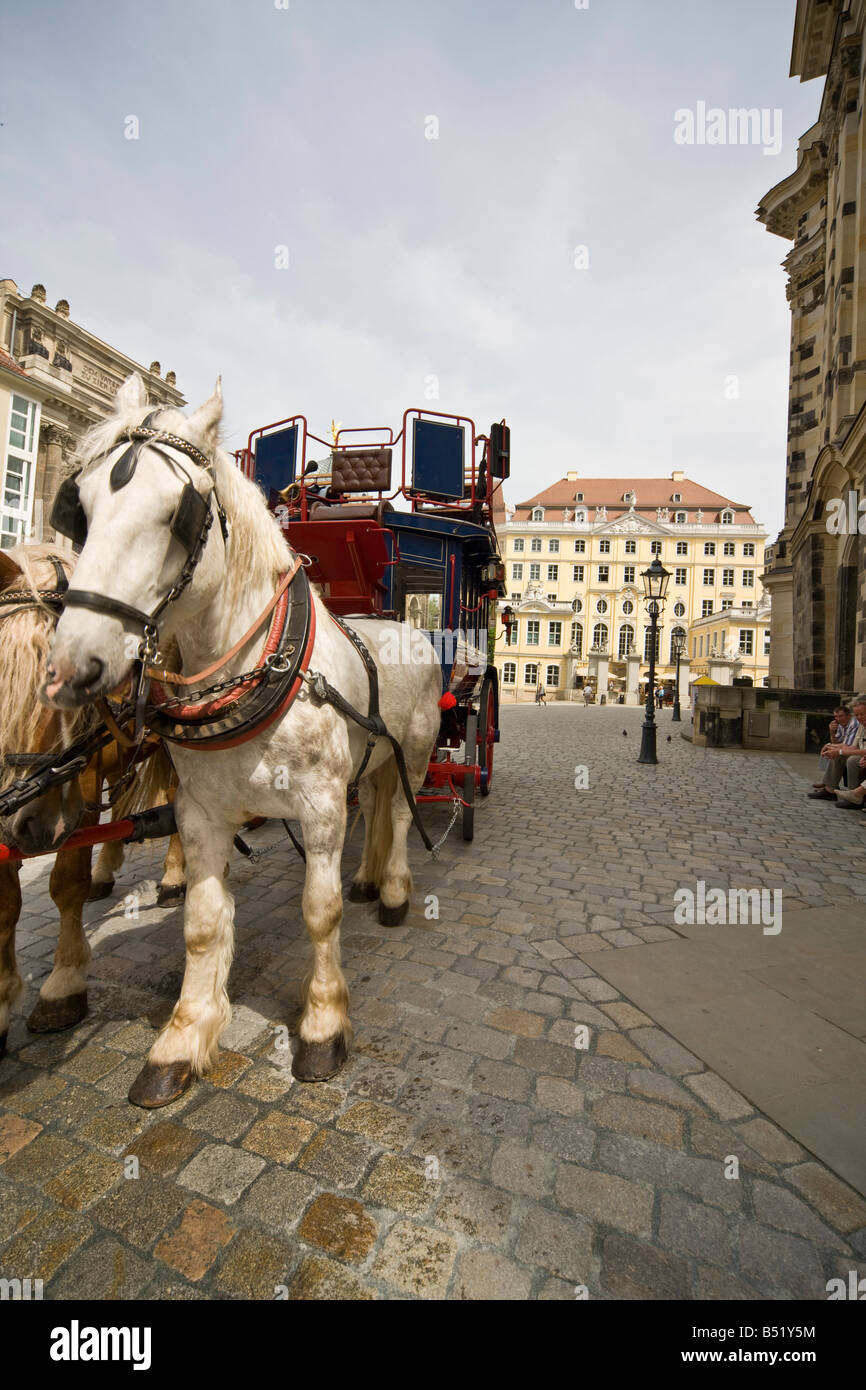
1 392 41 549
502 661 516 684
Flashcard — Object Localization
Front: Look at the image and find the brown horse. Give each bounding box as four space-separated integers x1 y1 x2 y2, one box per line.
0 544 184 1056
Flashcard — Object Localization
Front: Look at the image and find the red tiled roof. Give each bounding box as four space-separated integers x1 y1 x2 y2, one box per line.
0 347 29 382
513 476 756 523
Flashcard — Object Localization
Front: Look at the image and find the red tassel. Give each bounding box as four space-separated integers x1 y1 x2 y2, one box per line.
438 692 457 710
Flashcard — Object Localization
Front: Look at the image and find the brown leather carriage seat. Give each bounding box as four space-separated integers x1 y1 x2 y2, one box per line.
331 447 392 494
306 447 393 523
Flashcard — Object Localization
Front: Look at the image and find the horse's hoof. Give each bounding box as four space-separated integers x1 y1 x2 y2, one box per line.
292 1034 348 1082
86 881 114 902
26 991 88 1034
348 880 379 903
128 1059 194 1109
157 882 186 907
378 899 409 927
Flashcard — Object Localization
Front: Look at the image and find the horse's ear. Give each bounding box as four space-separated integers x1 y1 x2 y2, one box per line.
116 373 148 412
0 549 22 589
188 377 223 449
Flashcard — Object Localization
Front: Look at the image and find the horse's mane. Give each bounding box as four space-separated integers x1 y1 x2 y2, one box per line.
0 544 94 792
76 400 292 615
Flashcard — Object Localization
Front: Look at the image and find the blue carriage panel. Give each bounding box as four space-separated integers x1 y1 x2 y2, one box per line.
411 418 465 500
254 425 299 506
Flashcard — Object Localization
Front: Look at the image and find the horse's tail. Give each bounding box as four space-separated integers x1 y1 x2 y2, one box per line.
365 756 399 891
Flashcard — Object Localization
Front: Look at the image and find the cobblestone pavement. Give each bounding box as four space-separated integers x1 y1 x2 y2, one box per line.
2 704 866 1300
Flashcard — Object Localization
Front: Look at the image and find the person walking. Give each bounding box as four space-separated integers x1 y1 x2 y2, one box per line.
583 684 593 707
535 683 547 707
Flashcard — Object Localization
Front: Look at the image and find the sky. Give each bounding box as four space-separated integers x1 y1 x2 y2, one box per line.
2 0 823 539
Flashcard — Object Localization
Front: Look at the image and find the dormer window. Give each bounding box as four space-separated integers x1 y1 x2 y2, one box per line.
721 509 733 525
575 492 584 503
672 492 682 503
674 511 687 524
623 490 636 506
574 508 586 524
531 507 545 521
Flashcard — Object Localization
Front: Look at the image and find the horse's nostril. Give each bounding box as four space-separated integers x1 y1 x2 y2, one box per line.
72 657 104 692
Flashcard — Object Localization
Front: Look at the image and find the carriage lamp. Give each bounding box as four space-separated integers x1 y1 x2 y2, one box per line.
638 558 670 765
670 629 686 724
501 606 517 644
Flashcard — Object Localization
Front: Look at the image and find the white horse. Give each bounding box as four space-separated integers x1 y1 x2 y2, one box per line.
44 375 441 1107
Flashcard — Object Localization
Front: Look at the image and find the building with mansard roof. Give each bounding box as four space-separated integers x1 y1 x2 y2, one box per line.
757 0 866 692
0 279 184 550
495 470 768 702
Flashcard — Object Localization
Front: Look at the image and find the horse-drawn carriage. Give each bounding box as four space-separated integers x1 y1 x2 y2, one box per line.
0 380 510 1103
236 406 510 841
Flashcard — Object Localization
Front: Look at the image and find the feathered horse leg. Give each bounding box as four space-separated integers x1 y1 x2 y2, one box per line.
293 787 351 1081
128 793 234 1108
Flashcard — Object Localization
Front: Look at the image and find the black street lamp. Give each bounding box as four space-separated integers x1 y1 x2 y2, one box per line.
638 557 670 765
671 629 686 723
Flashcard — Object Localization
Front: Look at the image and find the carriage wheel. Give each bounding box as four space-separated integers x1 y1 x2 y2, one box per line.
462 711 477 842
478 676 495 797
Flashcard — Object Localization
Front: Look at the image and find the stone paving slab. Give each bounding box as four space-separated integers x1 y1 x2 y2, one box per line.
581 905 866 1197
1 705 865 1300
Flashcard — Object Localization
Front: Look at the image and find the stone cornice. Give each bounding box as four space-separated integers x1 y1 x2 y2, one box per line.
8 293 184 407
757 131 828 240
790 0 842 83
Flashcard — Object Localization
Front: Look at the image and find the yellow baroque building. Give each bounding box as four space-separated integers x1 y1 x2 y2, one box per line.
494 471 768 702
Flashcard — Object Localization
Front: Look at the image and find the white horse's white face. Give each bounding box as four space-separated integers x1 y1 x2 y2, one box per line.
44 376 224 708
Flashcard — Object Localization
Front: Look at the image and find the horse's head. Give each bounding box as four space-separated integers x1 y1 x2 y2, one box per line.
44 374 226 708
0 546 91 853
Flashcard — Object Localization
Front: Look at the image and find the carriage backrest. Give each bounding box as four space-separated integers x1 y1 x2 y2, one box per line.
329 447 392 495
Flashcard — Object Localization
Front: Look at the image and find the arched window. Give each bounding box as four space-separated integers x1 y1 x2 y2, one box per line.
592 622 609 650
546 664 560 688
618 624 635 657
570 622 583 655
523 662 538 686
502 662 516 684
621 599 634 615
669 626 687 663
574 509 586 524
531 507 545 521
721 509 733 524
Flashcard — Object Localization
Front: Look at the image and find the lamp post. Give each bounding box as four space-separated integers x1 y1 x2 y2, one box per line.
637 557 670 765
671 629 685 723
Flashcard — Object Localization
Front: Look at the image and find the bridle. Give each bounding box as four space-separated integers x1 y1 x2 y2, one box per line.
50 412 228 735
52 414 227 641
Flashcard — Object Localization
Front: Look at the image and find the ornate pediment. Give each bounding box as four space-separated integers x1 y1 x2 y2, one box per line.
600 513 668 536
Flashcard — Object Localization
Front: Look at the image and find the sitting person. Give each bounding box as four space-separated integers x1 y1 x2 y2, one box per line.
809 696 866 800
812 703 858 787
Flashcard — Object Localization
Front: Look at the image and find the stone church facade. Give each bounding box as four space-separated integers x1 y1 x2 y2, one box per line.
758 0 866 692
0 279 184 549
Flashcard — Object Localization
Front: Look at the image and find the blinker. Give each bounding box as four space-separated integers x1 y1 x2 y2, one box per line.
49 474 88 550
